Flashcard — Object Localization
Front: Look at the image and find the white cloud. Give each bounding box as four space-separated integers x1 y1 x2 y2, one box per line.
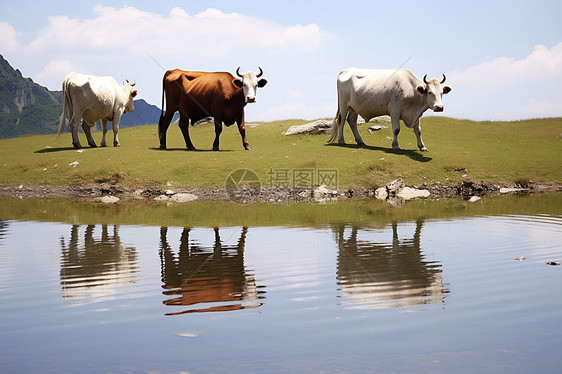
447 43 562 120
34 59 85 90
22 6 328 59
449 43 562 86
0 22 19 53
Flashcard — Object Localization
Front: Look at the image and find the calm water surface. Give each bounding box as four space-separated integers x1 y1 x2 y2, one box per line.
0 195 561 373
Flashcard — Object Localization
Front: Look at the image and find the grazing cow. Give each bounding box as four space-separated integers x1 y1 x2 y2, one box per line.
158 67 267 151
328 68 451 151
57 72 138 148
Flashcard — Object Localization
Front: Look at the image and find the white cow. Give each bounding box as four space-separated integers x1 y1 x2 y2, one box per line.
328 68 451 151
57 73 138 148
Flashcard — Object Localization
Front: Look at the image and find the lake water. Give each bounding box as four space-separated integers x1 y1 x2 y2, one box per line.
1 194 561 373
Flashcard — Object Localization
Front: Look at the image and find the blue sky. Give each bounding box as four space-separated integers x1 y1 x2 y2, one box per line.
1 0 561 121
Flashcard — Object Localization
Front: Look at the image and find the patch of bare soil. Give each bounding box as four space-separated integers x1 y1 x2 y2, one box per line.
0 180 560 203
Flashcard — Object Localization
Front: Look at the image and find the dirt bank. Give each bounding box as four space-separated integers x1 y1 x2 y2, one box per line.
1 180 560 203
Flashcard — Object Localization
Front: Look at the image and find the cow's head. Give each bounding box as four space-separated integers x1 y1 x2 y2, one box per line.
233 67 268 103
417 74 451 112
123 81 138 113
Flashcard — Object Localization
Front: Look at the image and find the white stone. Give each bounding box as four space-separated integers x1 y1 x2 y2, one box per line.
313 185 337 201
386 178 405 195
154 195 170 201
500 187 527 194
170 193 198 202
368 125 386 132
283 120 332 135
468 196 481 202
98 195 119 204
374 187 388 200
68 161 79 167
397 187 430 200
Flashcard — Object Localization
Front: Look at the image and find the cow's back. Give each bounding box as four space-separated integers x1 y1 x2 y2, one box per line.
177 72 244 124
338 68 420 120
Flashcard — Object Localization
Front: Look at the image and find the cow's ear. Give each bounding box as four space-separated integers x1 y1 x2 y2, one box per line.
132 89 138 98
443 86 452 94
258 79 268 88
416 85 426 94
233 79 244 88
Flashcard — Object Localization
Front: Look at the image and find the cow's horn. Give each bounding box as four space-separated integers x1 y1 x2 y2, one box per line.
440 74 446 84
236 67 243 78
423 74 429 85
256 67 263 78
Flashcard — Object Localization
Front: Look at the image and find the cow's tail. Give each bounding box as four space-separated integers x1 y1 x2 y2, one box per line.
57 79 69 137
158 73 166 134
327 106 341 143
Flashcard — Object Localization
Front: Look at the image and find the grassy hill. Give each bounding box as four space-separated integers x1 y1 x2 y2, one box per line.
0 117 560 191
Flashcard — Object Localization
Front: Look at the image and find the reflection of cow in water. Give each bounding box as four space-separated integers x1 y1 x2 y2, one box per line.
334 220 448 309
159 226 265 315
59 225 138 300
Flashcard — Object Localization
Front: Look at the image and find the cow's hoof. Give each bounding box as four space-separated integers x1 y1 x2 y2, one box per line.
73 144 82 149
357 142 366 148
114 144 120 147
212 147 220 151
244 146 252 150
420 147 428 152
159 145 167 150
392 146 401 151
89 144 98 148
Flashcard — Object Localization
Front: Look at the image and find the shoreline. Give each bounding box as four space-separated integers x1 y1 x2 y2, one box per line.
1 181 560 204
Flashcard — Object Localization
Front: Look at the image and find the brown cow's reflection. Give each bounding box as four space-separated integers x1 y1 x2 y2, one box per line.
60 224 138 301
335 220 448 310
159 226 265 315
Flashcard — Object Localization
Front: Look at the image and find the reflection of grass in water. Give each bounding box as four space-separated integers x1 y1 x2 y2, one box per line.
1 193 561 228
0 117 561 189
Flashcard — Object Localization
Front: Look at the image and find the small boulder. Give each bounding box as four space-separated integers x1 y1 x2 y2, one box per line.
170 193 198 202
397 187 430 200
283 120 332 135
98 195 119 204
374 187 388 200
386 178 405 196
468 196 482 203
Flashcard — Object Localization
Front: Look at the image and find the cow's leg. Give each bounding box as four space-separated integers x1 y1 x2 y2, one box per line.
337 107 347 144
158 110 175 150
347 110 365 146
178 115 196 150
390 114 401 150
100 120 108 147
112 115 121 147
237 111 251 150
82 119 97 148
68 116 82 148
412 120 428 152
212 119 222 151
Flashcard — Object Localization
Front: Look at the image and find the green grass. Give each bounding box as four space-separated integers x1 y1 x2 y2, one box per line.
0 117 561 189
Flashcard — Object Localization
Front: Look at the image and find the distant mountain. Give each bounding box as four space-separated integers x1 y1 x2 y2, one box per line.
119 98 162 128
0 54 63 139
0 54 167 139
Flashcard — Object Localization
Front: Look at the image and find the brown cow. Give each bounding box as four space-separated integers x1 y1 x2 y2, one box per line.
158 68 267 151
